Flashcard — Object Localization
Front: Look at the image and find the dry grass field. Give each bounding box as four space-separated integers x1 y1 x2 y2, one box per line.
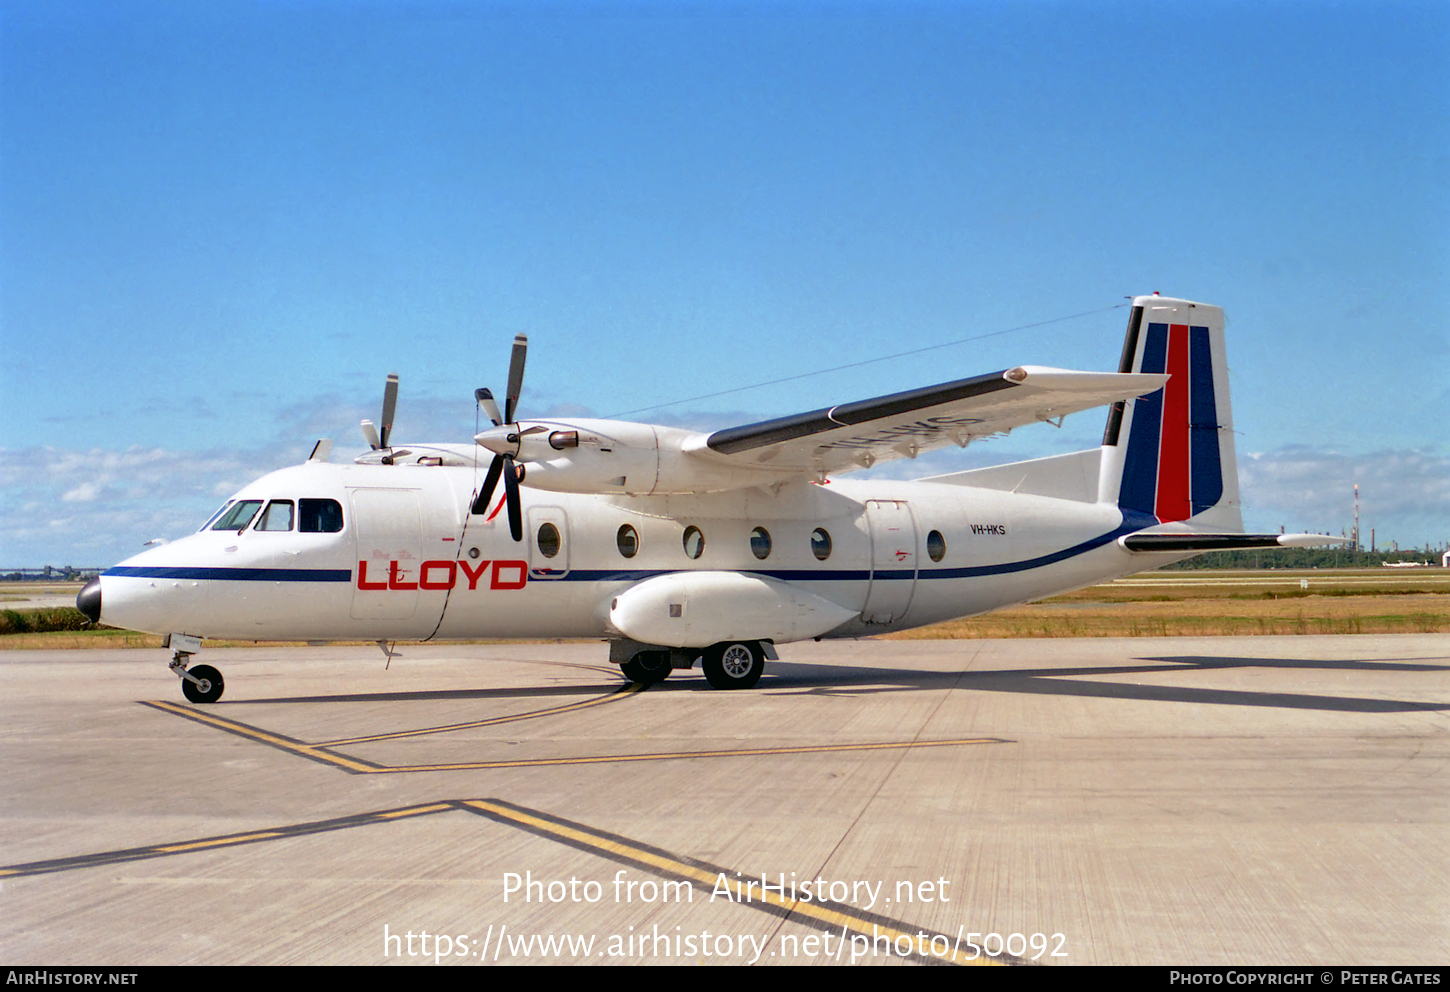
890 568 1450 639
2 570 1447 649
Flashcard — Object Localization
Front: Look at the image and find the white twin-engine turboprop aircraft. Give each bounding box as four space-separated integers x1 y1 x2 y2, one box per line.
78 296 1335 703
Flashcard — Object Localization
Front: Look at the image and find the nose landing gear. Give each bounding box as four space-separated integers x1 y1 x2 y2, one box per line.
167 634 224 703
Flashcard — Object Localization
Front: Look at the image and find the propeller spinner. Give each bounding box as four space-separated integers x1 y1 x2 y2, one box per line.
471 335 529 541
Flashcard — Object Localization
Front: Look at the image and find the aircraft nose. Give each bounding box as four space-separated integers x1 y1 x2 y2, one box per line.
77 577 102 623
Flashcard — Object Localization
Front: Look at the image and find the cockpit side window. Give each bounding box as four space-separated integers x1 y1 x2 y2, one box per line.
211 500 263 532
299 498 344 533
256 500 295 532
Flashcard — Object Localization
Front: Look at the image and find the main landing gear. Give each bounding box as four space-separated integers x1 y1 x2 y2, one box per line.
617 640 768 690
620 650 672 685
702 641 765 690
167 635 224 703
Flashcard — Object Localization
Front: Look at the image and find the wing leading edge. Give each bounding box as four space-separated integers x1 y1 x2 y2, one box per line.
685 365 1169 478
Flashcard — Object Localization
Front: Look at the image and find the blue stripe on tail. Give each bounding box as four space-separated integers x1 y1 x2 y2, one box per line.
1188 325 1223 514
1118 322 1168 518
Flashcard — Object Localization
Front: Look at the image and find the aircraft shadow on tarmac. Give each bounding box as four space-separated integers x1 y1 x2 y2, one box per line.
211 652 1446 715
236 680 624 705
750 653 1450 714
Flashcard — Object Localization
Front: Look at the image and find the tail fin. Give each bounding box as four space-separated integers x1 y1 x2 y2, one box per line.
1097 296 1243 531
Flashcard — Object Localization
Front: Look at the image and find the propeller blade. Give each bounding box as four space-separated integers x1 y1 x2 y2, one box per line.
503 455 523 541
504 334 527 424
471 454 505 516
379 373 399 449
475 387 502 427
361 419 381 449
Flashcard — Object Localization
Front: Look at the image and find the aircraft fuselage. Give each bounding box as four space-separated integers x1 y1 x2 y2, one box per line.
97 459 1166 644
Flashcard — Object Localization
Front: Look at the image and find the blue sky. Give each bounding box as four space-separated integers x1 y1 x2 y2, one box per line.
2 0 1447 566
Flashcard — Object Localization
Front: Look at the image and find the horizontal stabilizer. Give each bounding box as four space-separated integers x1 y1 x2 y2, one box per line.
1119 533 1353 553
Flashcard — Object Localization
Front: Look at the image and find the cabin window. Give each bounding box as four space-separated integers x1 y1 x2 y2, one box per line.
617 524 639 559
927 529 946 562
299 499 344 533
683 526 705 560
749 527 772 560
811 528 832 561
211 500 263 532
256 500 294 531
537 522 561 558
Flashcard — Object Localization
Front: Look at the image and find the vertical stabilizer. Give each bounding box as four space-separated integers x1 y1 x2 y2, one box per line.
1097 296 1242 531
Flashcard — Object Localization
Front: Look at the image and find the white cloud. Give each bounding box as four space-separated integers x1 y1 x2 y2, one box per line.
0 444 287 566
60 481 100 503
1238 446 1450 547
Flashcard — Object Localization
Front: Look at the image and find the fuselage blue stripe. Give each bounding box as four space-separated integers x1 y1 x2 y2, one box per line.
104 517 1152 587
103 566 353 582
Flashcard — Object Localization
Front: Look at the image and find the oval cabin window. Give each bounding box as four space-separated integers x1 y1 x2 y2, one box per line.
537 522 561 558
927 529 946 562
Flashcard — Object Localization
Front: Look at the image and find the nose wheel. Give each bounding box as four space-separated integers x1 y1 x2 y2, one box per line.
170 650 224 704
180 664 225 704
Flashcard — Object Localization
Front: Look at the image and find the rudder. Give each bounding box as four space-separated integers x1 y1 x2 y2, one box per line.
1098 296 1242 531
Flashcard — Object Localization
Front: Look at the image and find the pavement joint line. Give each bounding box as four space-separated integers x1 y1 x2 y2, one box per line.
455 797 1023 966
373 737 1010 772
142 698 1009 774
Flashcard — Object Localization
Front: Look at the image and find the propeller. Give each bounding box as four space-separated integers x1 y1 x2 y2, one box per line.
471 335 529 540
361 373 400 452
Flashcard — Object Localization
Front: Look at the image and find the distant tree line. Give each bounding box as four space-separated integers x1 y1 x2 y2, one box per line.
1 567 103 581
1161 547 1446 570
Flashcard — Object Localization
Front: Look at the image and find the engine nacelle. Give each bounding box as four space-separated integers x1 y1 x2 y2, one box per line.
504 418 792 495
608 571 858 647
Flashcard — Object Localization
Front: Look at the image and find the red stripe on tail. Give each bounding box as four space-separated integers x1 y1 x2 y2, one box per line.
1156 324 1192 522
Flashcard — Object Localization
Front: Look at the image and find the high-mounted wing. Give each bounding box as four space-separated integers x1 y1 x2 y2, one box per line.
492 364 1170 497
683 365 1169 478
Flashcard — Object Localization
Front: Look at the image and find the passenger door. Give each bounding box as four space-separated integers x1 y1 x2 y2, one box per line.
861 500 918 623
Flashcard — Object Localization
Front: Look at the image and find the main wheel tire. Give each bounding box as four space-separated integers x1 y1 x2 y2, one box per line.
702 641 764 690
181 664 225 704
620 651 671 685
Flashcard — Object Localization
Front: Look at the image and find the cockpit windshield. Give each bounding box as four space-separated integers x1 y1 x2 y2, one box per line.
199 497 341 533
211 500 263 532
199 501 233 531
